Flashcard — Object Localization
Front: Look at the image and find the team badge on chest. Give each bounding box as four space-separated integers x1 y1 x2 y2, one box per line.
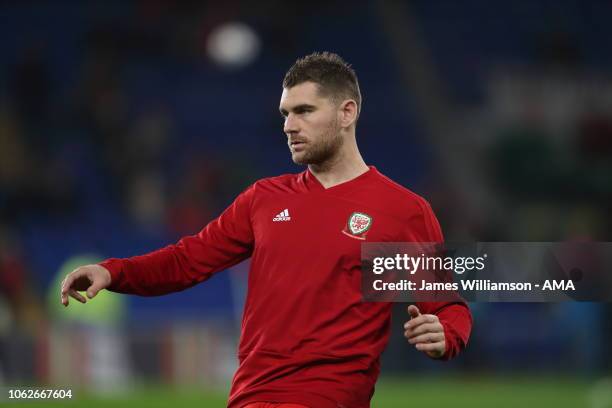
342 212 373 240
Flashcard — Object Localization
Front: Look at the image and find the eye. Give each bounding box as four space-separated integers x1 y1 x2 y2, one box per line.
296 108 311 115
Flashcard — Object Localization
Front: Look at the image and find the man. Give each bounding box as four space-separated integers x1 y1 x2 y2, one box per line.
61 52 472 408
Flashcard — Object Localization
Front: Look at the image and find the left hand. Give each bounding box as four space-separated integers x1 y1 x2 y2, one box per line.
403 305 446 359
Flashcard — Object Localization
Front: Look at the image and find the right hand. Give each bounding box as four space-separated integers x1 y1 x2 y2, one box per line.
60 264 112 307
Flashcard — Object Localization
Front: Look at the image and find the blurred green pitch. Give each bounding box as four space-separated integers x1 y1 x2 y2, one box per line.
7 376 593 408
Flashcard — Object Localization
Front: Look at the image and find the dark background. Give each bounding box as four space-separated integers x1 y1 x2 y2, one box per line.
1 1 611 406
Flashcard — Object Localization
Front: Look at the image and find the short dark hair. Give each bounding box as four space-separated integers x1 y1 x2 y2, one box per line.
283 52 362 117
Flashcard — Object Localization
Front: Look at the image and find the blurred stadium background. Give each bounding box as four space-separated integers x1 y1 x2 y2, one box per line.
1 1 611 407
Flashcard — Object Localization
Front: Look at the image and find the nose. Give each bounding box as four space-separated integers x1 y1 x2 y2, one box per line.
283 113 299 135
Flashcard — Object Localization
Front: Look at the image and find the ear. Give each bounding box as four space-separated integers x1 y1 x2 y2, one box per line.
338 99 358 128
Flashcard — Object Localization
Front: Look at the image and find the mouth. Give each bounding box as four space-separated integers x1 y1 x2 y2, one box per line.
289 140 306 151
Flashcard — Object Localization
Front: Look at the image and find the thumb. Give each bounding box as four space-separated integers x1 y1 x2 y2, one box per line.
407 305 421 319
87 280 106 299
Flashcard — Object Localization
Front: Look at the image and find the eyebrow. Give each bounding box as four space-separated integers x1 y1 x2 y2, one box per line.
279 104 316 116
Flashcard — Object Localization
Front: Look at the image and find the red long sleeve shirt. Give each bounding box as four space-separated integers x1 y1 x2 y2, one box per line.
100 166 472 408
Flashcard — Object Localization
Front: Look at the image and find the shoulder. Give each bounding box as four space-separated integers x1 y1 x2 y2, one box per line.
371 169 443 241
372 169 434 216
249 172 305 194
229 172 303 213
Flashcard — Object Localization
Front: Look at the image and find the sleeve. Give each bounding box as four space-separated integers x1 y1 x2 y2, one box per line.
99 183 256 296
414 197 473 360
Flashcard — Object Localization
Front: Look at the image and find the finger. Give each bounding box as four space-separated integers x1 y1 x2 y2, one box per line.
407 305 420 319
68 288 87 304
404 322 444 339
404 314 437 330
415 341 445 352
406 332 445 345
86 280 105 299
405 321 443 338
61 275 75 306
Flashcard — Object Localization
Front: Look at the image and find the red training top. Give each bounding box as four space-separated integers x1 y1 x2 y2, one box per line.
100 166 472 408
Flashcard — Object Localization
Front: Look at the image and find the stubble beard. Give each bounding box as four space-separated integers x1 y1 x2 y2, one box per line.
291 119 343 166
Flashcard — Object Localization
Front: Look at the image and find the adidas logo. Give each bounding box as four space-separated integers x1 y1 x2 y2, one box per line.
272 209 291 222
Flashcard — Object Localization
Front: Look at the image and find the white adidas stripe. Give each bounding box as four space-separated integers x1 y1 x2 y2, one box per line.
273 209 291 222
274 209 289 217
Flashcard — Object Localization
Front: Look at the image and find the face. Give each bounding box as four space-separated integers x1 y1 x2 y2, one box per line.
279 82 343 165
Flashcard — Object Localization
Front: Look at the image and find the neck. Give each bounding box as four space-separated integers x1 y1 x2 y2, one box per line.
308 135 369 189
